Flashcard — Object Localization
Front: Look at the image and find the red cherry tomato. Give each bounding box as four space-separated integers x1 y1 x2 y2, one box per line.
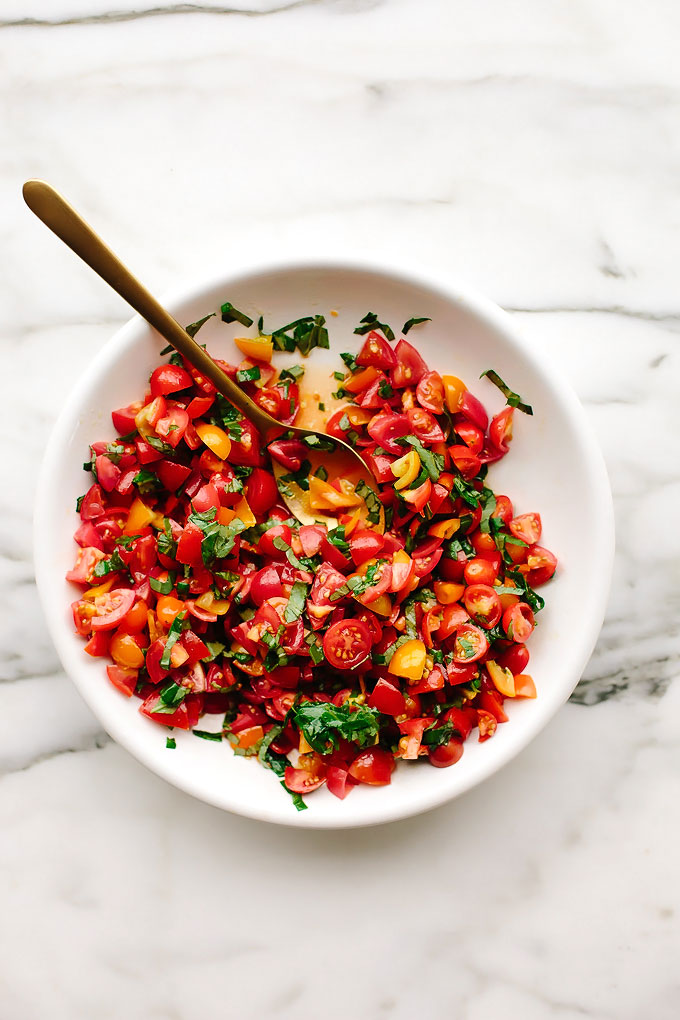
489 406 514 454
229 419 265 467
247 467 279 516
503 602 535 643
491 494 514 524
352 558 392 606
476 708 497 742
284 765 326 794
367 678 406 716
509 512 542 545
367 412 412 454
459 390 488 430
416 371 445 414
259 524 293 560
429 738 464 768
463 556 499 586
349 530 385 567
437 603 469 640
250 566 284 605
192 483 220 513
89 589 136 631
406 407 445 443
155 406 189 448
463 584 502 629
268 438 307 471
524 545 557 586
323 619 372 669
454 422 484 454
443 706 477 740
349 748 395 786
391 339 427 388
497 643 530 674
451 623 489 664
450 446 481 479
356 330 397 371
150 364 193 397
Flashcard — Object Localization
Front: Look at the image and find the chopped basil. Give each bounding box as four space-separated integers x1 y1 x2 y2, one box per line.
340 351 359 372
302 434 335 452
220 301 253 327
279 365 305 382
356 480 382 525
422 722 455 747
305 633 324 665
192 729 223 742
284 581 309 623
75 494 84 512
318 402 326 412
258 721 289 775
480 369 533 415
284 788 309 812
149 574 174 595
271 536 309 571
505 568 545 613
378 378 393 398
159 613 190 670
329 574 364 602
314 465 328 481
452 475 481 508
493 531 528 564
93 550 125 577
327 524 350 557
333 371 346 381
402 316 431 334
338 413 352 432
176 580 190 598
279 459 312 492
157 518 178 559
293 701 381 755
396 435 444 481
271 315 329 356
184 312 215 339
145 435 174 456
104 442 127 464
210 396 244 441
236 365 261 383
353 312 395 342
166 737 176 749
132 469 161 495
257 315 264 332
478 488 497 533
188 507 247 564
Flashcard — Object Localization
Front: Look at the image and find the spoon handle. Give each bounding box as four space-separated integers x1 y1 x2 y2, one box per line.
22 179 279 437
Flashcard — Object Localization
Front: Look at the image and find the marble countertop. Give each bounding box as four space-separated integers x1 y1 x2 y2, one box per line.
2 2 678 1017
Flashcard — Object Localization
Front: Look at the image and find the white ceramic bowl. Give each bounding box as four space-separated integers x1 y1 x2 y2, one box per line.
34 261 614 828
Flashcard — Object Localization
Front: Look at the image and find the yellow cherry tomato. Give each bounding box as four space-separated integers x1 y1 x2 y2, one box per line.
442 375 466 413
195 422 232 461
487 660 516 697
124 497 156 535
428 517 460 539
110 630 146 669
388 639 427 682
82 578 115 601
155 595 185 628
234 336 273 363
232 495 256 526
309 476 363 510
433 581 465 604
391 450 421 491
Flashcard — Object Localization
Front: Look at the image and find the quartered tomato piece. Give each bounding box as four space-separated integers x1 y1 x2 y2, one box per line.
356 330 397 371
349 748 395 786
391 339 427 388
416 371 445 414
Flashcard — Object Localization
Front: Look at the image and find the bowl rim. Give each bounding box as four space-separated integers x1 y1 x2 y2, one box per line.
34 256 615 828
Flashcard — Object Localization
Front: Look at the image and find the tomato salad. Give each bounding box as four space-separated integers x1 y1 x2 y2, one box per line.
67 306 557 810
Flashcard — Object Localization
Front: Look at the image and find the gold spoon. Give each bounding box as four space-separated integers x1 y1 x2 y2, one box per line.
23 180 383 532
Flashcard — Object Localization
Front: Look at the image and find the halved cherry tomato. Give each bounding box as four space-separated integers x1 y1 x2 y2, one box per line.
503 602 535 643
524 545 557 586
454 421 484 454
323 619 372 669
451 623 489 663
429 738 464 768
463 556 499 586
247 467 279 516
156 406 189 448
367 412 411 454
284 764 326 794
392 339 427 388
463 584 502 629
509 513 542 545
406 407 445 443
514 674 537 698
450 446 481 479
476 708 497 742
349 530 385 567
259 524 292 560
489 406 514 454
416 371 445 414
356 330 397 371
150 364 193 397
459 390 488 430
352 558 392 606
90 589 136 631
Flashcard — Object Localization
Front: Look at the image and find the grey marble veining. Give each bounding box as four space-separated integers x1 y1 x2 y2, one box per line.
1 2 678 1017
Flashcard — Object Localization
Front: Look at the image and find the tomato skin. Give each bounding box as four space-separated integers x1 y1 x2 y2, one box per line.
492 494 514 524
429 739 464 768
364 449 396 484
416 371 445 414
323 619 372 669
247 467 279 517
156 459 192 492
454 422 484 454
464 556 499 586
176 524 204 566
259 524 292 560
392 339 427 388
509 513 542 545
229 419 265 467
503 602 535 643
192 483 220 513
357 330 397 371
349 748 395 785
66 546 107 585
463 584 502 629
479 689 508 724
150 364 193 397
112 402 142 434
437 603 470 640
268 438 307 472
349 530 385 567
368 678 406 717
